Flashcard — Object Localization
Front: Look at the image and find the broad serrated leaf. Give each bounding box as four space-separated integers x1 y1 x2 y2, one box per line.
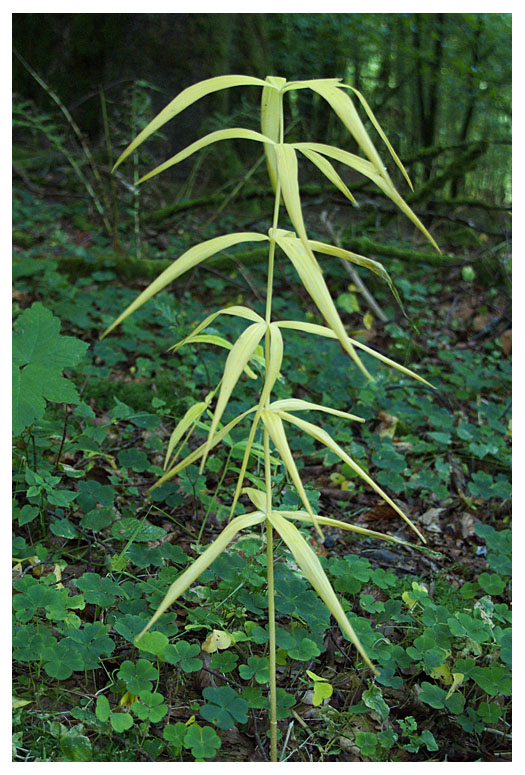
13 303 88 435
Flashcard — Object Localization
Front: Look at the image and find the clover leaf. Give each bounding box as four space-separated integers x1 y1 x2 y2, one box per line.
131 691 168 723
163 640 202 673
13 302 88 435
75 572 123 607
200 686 249 730
210 651 238 673
41 640 84 680
117 659 158 694
61 622 115 670
183 723 221 760
418 681 447 709
95 695 133 732
239 656 270 684
163 722 187 749
136 631 169 657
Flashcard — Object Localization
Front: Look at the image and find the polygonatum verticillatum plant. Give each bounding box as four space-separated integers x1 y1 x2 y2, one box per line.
102 75 439 761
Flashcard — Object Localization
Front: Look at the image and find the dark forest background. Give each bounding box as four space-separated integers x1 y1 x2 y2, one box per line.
13 13 511 204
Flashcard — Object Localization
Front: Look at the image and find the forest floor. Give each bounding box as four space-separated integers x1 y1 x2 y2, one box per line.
12 176 511 762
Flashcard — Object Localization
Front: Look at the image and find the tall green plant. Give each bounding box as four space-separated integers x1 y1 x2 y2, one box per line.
102 75 438 762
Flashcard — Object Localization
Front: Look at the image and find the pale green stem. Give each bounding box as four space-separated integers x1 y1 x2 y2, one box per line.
264 92 284 764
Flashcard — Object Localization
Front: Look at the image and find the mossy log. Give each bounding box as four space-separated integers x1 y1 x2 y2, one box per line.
50 236 468 286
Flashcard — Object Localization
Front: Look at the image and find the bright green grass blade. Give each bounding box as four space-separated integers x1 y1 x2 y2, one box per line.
261 76 286 191
277 411 426 543
307 239 405 314
169 304 266 354
135 511 266 640
261 409 323 538
268 511 377 673
201 323 267 469
276 319 434 387
101 234 268 338
297 147 358 205
339 83 413 190
137 128 275 184
273 231 373 380
113 75 274 171
151 406 257 489
269 398 364 423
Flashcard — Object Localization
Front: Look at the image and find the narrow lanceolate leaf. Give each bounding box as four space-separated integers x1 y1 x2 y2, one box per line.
269 398 364 423
307 81 393 187
297 147 357 206
152 406 257 489
229 411 263 518
260 324 283 403
276 319 434 388
178 335 259 379
169 305 266 354
135 512 266 640
137 128 275 185
307 239 405 314
278 411 426 543
113 75 274 171
268 512 377 673
101 234 268 338
261 76 286 191
293 142 439 252
274 144 312 251
261 409 323 538
243 487 267 513
273 231 372 380
164 400 209 470
282 78 342 93
279 510 414 548
339 84 413 190
201 323 267 468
